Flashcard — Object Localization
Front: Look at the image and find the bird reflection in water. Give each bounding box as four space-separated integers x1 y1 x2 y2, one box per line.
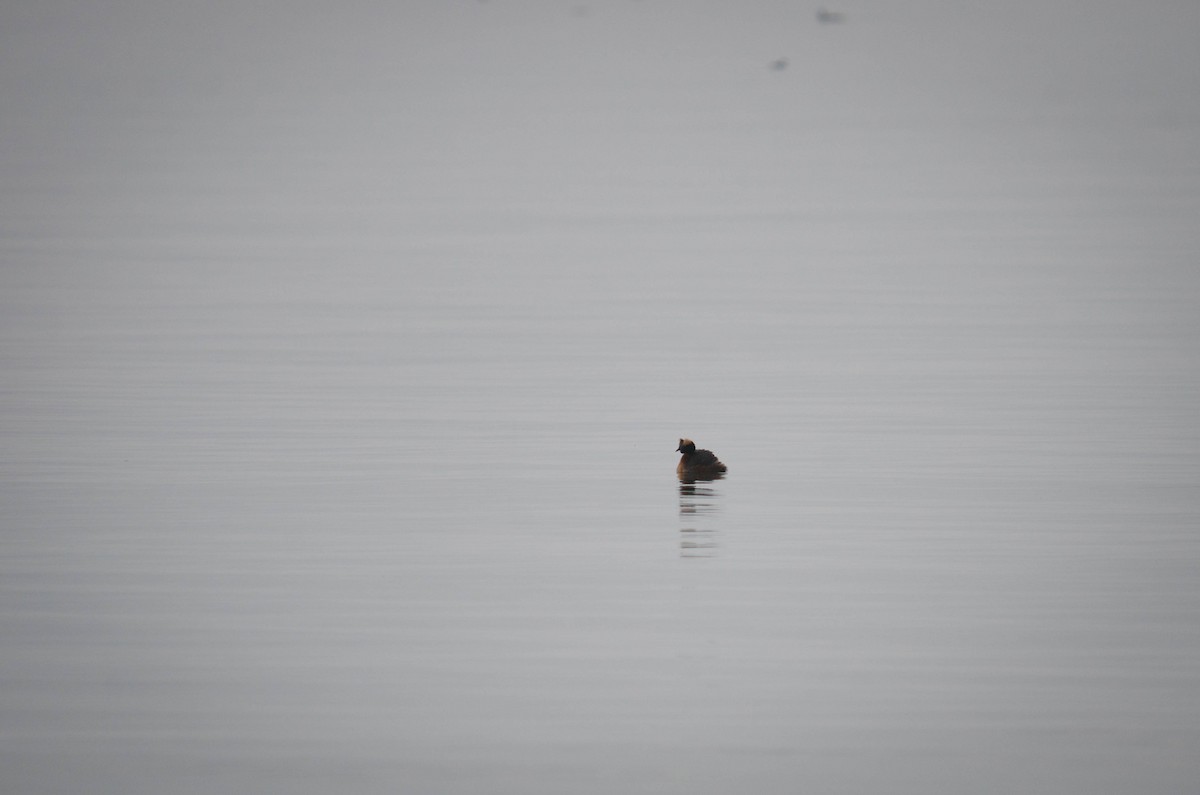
676 438 726 557
678 480 722 558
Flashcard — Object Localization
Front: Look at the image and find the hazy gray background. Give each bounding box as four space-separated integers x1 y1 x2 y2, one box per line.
3 2 1199 793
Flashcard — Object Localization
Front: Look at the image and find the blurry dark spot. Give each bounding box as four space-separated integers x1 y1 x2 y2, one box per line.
817 8 845 24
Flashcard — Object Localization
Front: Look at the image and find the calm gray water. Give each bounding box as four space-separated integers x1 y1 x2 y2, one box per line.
3 2 1199 793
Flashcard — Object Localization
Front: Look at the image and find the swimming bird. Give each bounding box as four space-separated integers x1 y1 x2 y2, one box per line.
676 438 727 481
